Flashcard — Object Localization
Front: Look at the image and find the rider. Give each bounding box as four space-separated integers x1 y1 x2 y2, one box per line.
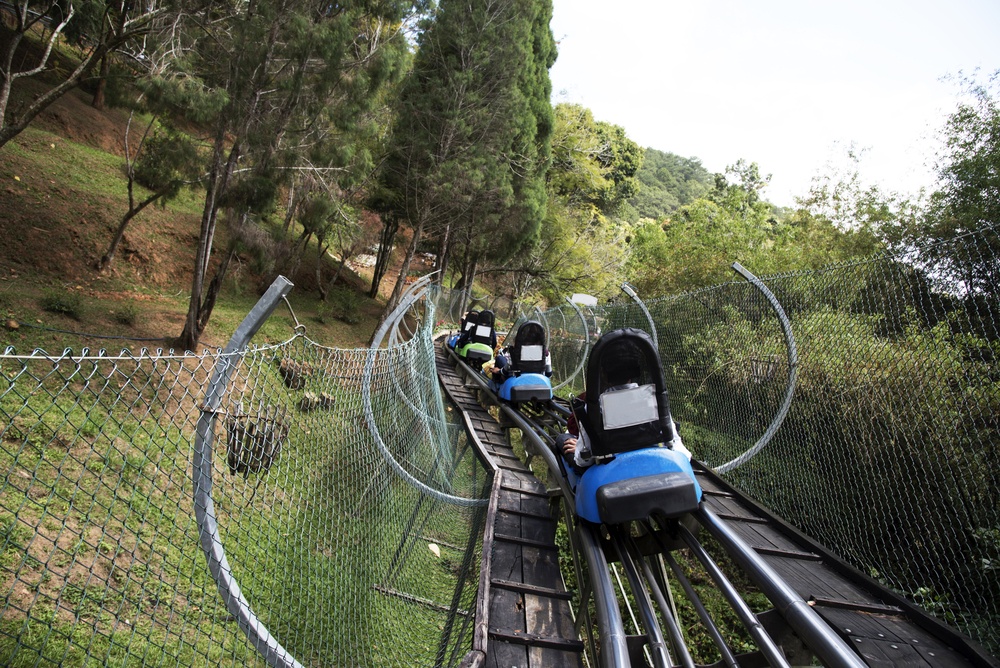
557 340 690 477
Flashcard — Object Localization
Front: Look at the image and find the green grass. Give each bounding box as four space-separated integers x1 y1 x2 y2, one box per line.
0 334 487 666
0 50 451 666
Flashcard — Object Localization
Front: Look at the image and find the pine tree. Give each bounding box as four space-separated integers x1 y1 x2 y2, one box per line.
371 0 556 316
168 0 416 350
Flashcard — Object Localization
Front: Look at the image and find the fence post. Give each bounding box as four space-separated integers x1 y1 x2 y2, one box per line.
192 276 302 668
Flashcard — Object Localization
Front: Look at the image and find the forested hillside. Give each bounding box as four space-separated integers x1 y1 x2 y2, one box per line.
1 0 997 351
629 148 712 220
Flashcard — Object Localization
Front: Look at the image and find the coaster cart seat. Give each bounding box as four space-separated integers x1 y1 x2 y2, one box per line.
498 320 553 403
573 328 702 524
456 309 495 365
447 309 480 349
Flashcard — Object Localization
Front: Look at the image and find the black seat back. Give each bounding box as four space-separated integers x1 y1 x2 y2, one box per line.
460 310 480 333
579 328 673 458
455 310 479 348
510 320 547 375
470 310 495 347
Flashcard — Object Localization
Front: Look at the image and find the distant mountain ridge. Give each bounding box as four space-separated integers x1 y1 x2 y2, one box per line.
629 147 713 220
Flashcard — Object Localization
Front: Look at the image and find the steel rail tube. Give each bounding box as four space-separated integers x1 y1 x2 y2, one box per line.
551 297 590 392
579 523 632 667
661 549 740 668
193 275 303 668
680 522 792 668
621 282 658 350
363 278 486 507
695 507 868 668
609 529 672 668
633 546 697 668
716 262 799 473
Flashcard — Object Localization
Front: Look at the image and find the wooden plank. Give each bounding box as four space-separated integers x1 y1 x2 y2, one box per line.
523 592 578 643
489 628 584 651
488 586 526 633
495 533 559 551
491 541 523 583
725 519 821 557
498 493 550 516
491 578 573 600
483 640 528 668
763 556 887 607
527 645 585 668
701 494 762 520
820 608 974 668
520 545 564 588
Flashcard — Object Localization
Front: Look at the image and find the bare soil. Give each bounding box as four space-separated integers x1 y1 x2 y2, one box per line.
0 79 418 351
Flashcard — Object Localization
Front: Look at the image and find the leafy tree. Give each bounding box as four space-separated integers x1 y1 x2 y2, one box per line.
629 148 712 220
547 103 641 222
372 0 556 319
0 0 166 147
160 0 417 350
906 72 1000 297
98 120 202 271
498 103 641 303
625 161 776 293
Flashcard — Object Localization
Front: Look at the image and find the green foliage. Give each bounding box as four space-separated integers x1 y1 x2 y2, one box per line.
660 251 1000 648
625 156 888 295
630 148 712 220
380 0 556 274
298 195 337 237
218 174 279 215
885 71 1000 298
40 289 84 320
548 103 642 221
111 302 139 326
593 120 643 213
133 126 203 202
136 75 231 124
326 285 363 324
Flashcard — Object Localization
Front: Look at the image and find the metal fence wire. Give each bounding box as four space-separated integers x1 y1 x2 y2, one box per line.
0 284 491 666
2 224 998 665
534 225 1000 655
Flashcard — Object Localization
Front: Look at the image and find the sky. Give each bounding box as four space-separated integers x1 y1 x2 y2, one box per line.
548 0 1000 207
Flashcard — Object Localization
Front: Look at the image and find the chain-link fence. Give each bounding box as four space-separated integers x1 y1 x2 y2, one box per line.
1 280 490 666
3 224 998 664
536 226 1000 654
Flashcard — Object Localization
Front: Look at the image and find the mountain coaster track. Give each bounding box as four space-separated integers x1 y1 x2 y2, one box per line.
437 342 1000 668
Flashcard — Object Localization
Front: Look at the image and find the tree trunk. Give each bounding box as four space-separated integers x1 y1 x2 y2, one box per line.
91 54 111 110
385 220 423 312
436 222 451 284
196 247 236 335
369 218 422 344
326 255 349 296
179 126 237 350
369 214 399 298
282 180 299 232
316 234 328 300
97 193 161 271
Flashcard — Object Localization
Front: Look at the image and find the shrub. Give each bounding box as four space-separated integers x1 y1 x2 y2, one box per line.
40 289 83 320
329 286 362 325
112 303 139 326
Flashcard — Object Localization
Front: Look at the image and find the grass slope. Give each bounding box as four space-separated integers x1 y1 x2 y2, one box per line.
0 83 396 354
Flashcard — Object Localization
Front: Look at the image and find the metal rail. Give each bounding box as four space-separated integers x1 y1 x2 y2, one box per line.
715 262 799 473
193 276 302 668
446 346 868 667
